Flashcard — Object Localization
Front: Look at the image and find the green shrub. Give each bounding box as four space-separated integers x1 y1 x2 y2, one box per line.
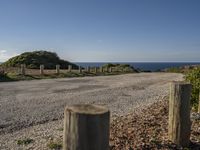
166 67 182 73
0 69 5 77
185 68 200 110
17 138 34 145
1 50 78 69
102 63 137 72
47 141 62 149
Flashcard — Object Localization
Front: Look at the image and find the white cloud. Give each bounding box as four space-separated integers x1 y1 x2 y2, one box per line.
0 50 19 62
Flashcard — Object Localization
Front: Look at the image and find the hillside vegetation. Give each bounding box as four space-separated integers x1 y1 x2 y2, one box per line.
1 51 78 69
185 68 200 110
102 63 138 72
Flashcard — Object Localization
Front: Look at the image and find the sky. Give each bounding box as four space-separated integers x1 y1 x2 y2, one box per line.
0 0 200 62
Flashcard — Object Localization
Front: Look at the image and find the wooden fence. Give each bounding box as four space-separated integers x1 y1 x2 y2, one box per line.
63 81 192 149
0 64 132 76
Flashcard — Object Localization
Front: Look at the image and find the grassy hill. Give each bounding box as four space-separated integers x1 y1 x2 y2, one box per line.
102 63 139 72
1 51 78 69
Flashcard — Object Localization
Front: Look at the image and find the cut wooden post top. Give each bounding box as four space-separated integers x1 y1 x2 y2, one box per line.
65 104 109 115
170 81 191 85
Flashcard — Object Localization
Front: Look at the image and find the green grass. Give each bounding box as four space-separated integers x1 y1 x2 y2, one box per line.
0 71 135 82
47 141 62 150
16 138 34 145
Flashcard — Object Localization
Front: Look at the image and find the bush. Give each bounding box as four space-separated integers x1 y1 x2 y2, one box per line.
0 69 5 77
17 138 34 145
102 63 138 72
47 141 62 149
1 50 78 69
185 68 200 110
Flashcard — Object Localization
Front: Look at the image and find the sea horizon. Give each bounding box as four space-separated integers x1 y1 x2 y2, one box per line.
1 61 200 71
74 62 200 71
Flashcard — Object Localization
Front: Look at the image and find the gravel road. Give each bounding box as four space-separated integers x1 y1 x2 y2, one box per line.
0 73 183 135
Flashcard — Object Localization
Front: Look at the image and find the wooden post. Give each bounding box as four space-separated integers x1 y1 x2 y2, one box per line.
109 67 112 73
68 65 72 72
20 64 26 75
104 67 108 72
56 65 60 74
198 92 200 113
100 67 103 73
86 66 90 72
79 66 82 73
63 104 110 150
94 67 97 74
169 81 192 147
40 65 44 75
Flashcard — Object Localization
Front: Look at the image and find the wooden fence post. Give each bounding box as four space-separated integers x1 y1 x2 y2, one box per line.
198 92 200 113
105 67 108 72
100 67 103 73
56 65 60 74
63 104 110 150
87 66 90 72
169 81 192 147
20 64 26 75
40 65 44 75
68 65 72 72
79 66 82 73
94 67 97 74
109 67 112 73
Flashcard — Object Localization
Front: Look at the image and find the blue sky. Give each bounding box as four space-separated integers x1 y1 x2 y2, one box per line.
0 0 200 62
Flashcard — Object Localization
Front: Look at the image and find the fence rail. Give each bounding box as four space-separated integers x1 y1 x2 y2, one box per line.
0 64 134 76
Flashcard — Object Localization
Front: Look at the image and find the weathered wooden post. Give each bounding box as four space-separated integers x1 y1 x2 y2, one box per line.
20 64 26 75
63 104 110 150
79 66 82 73
198 92 200 113
104 67 108 72
56 65 60 74
109 67 112 73
168 81 192 147
94 67 97 74
86 66 90 72
100 67 103 73
68 65 72 72
40 65 44 75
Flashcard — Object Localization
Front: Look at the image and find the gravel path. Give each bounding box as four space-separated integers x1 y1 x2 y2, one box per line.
0 73 183 136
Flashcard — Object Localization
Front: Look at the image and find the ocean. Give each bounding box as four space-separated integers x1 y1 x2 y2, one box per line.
1 62 200 71
74 62 200 71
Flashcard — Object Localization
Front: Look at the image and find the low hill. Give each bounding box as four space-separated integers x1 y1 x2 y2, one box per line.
164 65 200 73
102 63 139 72
1 51 78 69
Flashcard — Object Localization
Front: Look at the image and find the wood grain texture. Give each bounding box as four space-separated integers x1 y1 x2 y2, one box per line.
168 81 192 147
198 92 200 113
63 104 110 150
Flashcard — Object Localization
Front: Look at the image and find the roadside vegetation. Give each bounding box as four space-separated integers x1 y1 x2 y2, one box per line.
47 140 62 150
185 68 200 111
165 65 200 111
16 138 34 145
0 64 137 82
